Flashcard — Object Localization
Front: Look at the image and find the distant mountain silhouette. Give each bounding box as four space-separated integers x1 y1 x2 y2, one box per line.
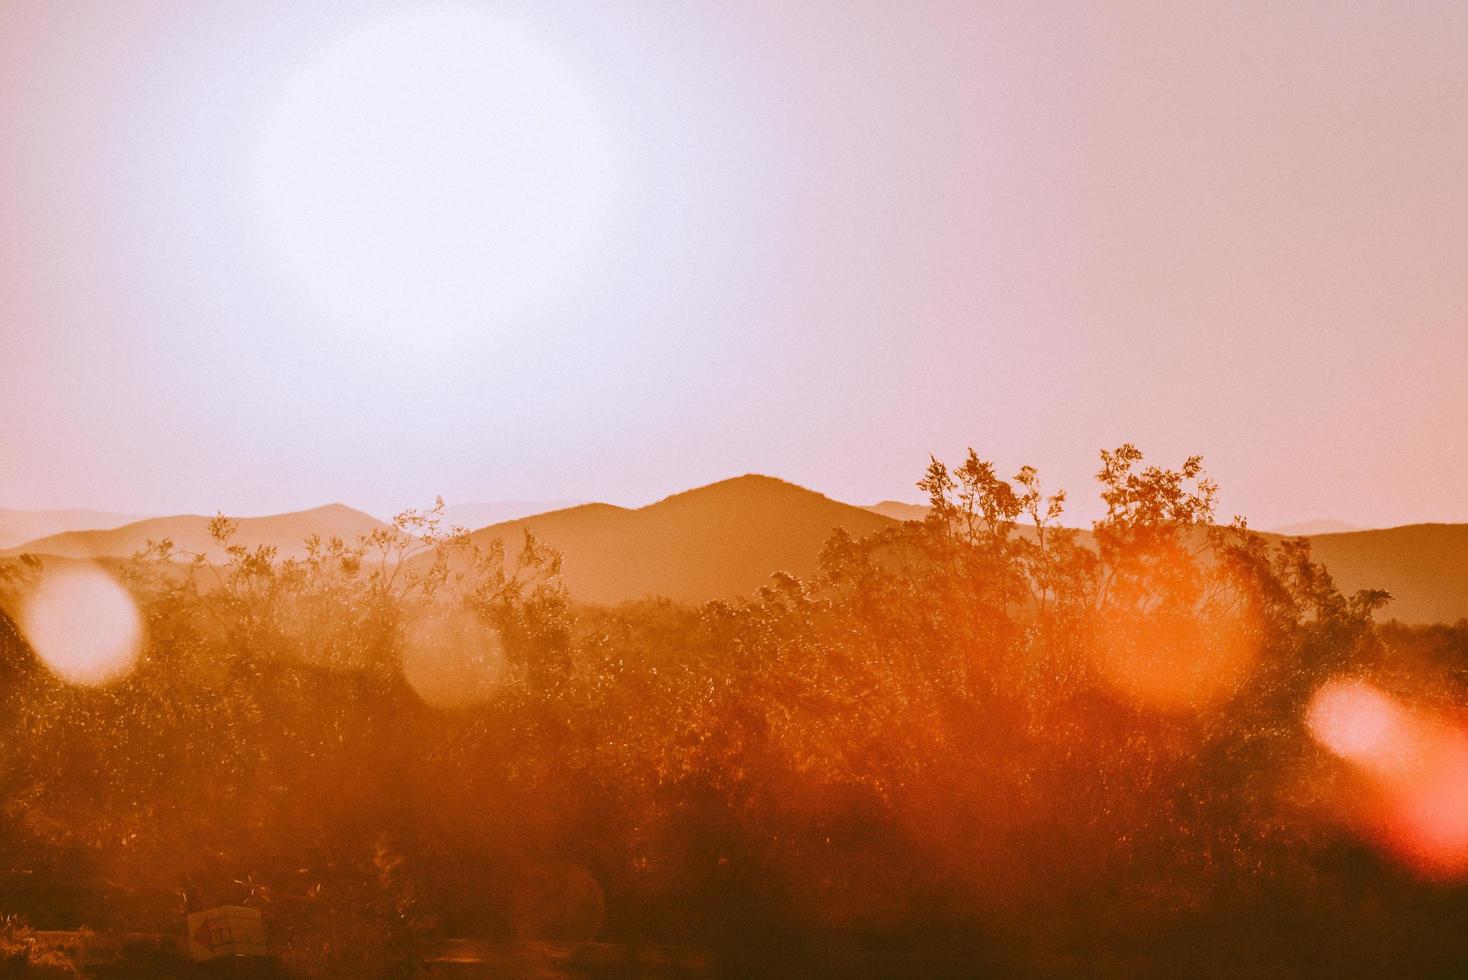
3 504 386 563
864 501 930 522
1269 518 1363 536
441 500 582 530
0 508 147 551
5 485 1463 624
1290 524 1468 625
456 481 1466 620
462 475 893 605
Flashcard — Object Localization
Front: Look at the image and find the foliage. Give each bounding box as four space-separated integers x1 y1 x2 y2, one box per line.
0 447 1462 977
0 917 84 977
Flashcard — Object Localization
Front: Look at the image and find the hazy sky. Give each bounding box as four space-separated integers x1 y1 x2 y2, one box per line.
2 1 1465 527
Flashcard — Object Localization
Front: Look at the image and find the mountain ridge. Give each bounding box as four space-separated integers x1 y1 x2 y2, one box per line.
2 503 388 563
3 481 1464 623
460 473 892 605
0 508 149 551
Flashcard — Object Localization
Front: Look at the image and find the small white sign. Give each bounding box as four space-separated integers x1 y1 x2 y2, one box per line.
186 906 268 962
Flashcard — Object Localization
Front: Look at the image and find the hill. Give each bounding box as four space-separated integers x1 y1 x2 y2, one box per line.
4 486 1462 624
467 484 1465 621
864 501 930 522
0 509 147 551
3 504 388 563
1270 518 1362 536
1297 524 1468 626
441 500 582 530
463 475 894 605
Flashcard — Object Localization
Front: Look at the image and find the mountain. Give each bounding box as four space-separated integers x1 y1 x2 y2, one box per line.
441 500 582 530
5 484 1463 624
864 500 930 522
462 475 894 605
1270 518 1362 536
1297 524 1468 626
0 508 147 551
3 504 388 563
464 481 1466 621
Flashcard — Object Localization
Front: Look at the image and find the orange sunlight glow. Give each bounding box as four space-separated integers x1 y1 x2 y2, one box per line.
399 606 507 709
1094 614 1259 713
1308 678 1468 877
19 564 143 685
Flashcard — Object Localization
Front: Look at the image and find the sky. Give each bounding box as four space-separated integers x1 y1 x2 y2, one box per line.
2 0 1465 528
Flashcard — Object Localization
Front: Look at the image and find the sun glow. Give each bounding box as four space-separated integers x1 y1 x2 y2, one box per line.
19 564 143 685
252 8 616 337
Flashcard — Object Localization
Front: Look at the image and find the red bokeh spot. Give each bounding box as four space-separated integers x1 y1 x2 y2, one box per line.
1386 730 1468 877
1308 678 1468 877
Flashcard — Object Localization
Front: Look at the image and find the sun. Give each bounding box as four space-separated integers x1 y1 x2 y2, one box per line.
252 8 615 338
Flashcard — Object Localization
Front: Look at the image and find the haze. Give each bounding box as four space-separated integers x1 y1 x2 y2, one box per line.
2 1 1465 528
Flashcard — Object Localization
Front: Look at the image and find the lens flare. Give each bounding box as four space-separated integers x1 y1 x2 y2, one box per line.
1306 678 1417 776
1391 732 1468 874
399 605 506 709
1308 678 1468 877
19 564 143 685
